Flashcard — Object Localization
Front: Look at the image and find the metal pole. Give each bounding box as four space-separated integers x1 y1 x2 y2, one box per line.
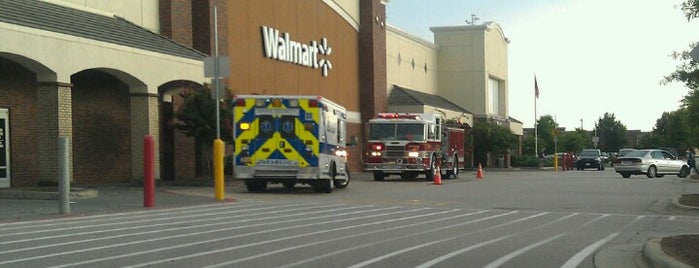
213 6 221 140
58 137 70 214
212 6 225 200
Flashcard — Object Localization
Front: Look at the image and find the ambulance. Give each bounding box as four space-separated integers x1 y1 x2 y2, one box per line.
232 95 353 193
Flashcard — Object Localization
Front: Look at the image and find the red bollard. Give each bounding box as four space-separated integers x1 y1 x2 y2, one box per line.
143 135 155 208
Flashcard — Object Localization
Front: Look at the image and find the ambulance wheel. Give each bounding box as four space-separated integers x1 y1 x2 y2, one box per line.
244 180 267 192
425 156 437 181
313 179 332 193
333 163 350 189
373 171 385 181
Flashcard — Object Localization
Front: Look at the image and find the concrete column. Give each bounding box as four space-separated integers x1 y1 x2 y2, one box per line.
130 92 161 182
37 82 73 183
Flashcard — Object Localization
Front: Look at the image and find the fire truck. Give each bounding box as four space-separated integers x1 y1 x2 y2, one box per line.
363 113 466 181
232 95 353 193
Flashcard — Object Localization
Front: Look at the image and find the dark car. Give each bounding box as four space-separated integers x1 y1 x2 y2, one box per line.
576 149 604 171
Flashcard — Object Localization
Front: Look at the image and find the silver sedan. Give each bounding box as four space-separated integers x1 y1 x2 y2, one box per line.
613 149 690 178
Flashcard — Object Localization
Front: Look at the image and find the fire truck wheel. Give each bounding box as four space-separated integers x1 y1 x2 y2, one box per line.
312 179 333 193
373 171 385 181
333 164 350 189
244 180 267 192
425 156 437 181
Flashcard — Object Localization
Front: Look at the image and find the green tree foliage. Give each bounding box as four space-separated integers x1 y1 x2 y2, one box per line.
558 128 591 153
172 85 234 176
536 115 558 155
595 112 627 152
472 121 517 165
173 85 233 144
681 0 699 21
521 135 539 156
643 110 691 152
682 90 699 146
661 1 699 148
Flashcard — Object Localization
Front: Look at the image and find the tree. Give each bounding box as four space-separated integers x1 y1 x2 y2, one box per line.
472 121 518 166
644 110 691 151
682 90 699 146
536 115 558 155
681 0 699 21
595 113 627 152
172 85 233 176
558 128 591 153
662 1 699 148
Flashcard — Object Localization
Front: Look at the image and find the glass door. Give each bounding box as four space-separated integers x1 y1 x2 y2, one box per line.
0 109 8 188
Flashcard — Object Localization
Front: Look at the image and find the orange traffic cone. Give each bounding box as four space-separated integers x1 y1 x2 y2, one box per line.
433 165 442 185
476 164 484 179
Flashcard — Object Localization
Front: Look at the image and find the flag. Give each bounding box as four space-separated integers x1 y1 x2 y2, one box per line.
534 76 540 99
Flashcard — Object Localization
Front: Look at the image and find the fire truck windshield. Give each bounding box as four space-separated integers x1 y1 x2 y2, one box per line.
369 123 425 141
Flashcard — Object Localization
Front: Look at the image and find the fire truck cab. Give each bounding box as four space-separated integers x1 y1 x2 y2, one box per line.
364 113 465 181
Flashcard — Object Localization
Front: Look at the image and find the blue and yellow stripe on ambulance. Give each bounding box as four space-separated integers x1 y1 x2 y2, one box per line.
234 97 320 167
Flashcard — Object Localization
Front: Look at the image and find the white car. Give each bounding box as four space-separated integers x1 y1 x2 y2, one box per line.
613 149 690 178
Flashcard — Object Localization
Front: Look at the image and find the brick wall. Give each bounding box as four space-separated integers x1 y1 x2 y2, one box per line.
71 70 132 185
159 0 193 47
0 58 40 186
359 0 388 124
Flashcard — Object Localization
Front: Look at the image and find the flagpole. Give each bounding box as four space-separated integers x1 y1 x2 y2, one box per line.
534 75 538 157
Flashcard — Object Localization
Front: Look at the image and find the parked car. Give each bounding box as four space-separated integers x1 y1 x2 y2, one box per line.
617 148 636 157
613 149 690 178
576 149 604 171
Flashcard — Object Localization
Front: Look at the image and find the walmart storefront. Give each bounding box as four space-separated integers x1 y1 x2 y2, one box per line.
0 0 518 187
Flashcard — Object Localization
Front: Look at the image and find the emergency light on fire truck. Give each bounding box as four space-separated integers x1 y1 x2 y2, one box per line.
376 113 422 120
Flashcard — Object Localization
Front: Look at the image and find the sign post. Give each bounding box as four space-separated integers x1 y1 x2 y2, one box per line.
204 7 230 201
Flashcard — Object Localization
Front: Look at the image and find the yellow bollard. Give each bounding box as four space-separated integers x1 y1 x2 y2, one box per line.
214 139 225 201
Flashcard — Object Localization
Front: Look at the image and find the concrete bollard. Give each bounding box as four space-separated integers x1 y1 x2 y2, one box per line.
58 137 70 214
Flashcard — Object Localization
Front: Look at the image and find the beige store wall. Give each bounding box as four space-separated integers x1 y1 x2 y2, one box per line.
484 23 509 119
385 25 439 96
48 0 160 32
432 25 487 117
431 22 509 120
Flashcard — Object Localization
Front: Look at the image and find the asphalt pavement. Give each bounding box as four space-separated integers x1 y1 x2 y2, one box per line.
0 172 697 268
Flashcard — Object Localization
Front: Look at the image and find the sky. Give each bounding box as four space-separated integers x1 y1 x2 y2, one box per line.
386 0 699 132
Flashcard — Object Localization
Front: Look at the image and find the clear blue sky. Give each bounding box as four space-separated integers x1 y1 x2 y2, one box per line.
386 0 698 132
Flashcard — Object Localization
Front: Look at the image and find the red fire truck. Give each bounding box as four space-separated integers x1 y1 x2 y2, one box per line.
363 113 466 181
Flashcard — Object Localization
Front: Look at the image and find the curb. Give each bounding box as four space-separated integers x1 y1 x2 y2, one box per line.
642 237 693 268
671 195 699 211
0 188 98 200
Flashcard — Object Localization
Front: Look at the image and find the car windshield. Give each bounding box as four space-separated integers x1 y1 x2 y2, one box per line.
579 151 599 156
369 123 425 141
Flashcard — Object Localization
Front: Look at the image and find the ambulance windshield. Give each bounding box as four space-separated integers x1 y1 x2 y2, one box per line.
369 123 425 141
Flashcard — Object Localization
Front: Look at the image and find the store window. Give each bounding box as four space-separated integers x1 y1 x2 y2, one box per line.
488 78 499 115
